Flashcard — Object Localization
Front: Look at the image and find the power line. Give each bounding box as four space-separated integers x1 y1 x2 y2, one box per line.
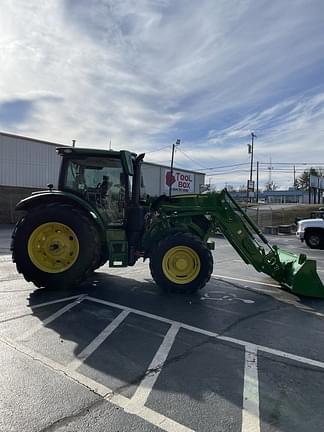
144 145 170 154
259 162 324 165
200 162 250 170
206 169 253 176
177 148 210 170
204 161 324 171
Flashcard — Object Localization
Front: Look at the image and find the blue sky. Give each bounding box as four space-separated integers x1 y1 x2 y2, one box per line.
1 0 324 189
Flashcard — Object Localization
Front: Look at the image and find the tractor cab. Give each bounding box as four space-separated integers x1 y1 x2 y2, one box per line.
57 148 135 226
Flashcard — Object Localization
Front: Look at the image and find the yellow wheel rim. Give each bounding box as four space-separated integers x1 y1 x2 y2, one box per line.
27 222 80 273
162 246 201 284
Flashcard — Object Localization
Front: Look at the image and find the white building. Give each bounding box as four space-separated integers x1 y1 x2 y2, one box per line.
0 131 205 222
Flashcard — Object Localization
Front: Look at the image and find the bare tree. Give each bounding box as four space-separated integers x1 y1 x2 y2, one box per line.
296 167 323 191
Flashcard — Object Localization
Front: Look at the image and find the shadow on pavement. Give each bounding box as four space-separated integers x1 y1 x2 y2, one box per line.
24 271 324 432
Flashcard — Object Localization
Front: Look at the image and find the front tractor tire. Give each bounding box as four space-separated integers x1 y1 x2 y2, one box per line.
12 203 100 289
149 233 213 294
304 229 324 250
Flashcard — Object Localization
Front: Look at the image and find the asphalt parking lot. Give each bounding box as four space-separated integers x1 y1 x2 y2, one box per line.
1 226 324 432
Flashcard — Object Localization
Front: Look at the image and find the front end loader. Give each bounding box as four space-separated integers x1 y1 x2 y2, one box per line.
11 147 324 298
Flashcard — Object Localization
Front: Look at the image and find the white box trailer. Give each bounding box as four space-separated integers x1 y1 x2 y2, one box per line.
142 162 205 198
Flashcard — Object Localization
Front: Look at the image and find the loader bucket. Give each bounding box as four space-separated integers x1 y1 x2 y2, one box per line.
275 248 324 298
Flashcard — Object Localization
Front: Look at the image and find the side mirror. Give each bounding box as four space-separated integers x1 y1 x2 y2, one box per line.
120 151 134 176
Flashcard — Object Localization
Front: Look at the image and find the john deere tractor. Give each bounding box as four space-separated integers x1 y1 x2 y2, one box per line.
11 147 324 297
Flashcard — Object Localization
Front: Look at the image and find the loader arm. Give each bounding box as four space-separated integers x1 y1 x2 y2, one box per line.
156 189 324 298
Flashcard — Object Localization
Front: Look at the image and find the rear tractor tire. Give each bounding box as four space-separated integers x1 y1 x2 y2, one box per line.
12 203 101 289
149 233 213 294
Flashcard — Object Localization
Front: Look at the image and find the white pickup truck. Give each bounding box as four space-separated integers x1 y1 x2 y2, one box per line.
296 218 324 249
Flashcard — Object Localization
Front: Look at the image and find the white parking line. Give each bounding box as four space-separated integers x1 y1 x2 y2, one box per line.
128 323 180 412
31 295 84 309
15 295 86 341
85 296 324 371
241 346 260 432
0 335 194 432
0 295 86 324
2 294 324 431
68 310 130 370
99 296 324 365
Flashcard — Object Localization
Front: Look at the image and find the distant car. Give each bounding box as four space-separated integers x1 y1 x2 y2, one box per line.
295 209 324 225
310 209 324 219
296 218 324 249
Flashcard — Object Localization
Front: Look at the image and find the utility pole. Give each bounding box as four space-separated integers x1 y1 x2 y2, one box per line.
293 165 296 188
247 132 256 203
249 132 256 186
72 139 76 147
256 161 259 203
169 139 181 198
309 170 311 204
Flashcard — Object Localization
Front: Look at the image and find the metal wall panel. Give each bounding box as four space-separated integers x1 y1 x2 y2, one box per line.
0 133 205 195
141 164 163 196
0 134 61 188
195 174 206 193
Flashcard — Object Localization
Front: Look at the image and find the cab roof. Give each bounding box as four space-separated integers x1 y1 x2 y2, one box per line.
56 147 137 159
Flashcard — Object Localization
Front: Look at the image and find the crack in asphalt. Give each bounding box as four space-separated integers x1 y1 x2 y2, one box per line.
0 335 144 432
38 398 108 432
0 337 100 396
1 299 323 431
0 302 283 432
84 304 290 402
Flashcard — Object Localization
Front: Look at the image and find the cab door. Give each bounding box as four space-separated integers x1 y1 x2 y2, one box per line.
64 156 129 226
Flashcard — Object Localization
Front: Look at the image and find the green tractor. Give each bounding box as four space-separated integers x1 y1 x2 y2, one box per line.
11 147 324 298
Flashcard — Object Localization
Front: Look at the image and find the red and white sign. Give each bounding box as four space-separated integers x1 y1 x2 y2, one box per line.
164 169 195 193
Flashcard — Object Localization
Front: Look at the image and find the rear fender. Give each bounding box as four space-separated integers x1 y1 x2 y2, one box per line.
16 190 106 242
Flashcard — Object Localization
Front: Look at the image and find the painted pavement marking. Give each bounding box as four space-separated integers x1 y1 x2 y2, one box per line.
15 295 86 341
85 295 324 370
68 310 130 370
7 294 324 372
241 346 260 432
2 294 324 431
212 274 280 289
128 323 180 412
212 274 324 318
201 291 255 304
0 295 85 324
0 335 194 432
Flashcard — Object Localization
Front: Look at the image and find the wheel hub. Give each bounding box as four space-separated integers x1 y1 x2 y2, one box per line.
28 222 80 273
162 246 201 284
309 235 320 246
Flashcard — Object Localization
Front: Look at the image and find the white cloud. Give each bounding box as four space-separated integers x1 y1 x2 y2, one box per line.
0 0 324 190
